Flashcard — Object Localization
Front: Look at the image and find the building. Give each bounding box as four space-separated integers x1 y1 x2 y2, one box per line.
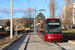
73 3 75 27
62 3 75 27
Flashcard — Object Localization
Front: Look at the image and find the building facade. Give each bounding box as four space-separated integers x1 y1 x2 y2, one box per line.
73 3 75 27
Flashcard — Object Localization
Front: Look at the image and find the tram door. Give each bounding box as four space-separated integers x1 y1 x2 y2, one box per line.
41 23 44 39
38 25 40 35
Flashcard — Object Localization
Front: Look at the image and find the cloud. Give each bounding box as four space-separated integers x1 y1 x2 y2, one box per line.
0 7 35 14
7 13 15 16
13 8 25 13
0 0 20 5
0 7 10 14
0 7 26 14
0 7 35 17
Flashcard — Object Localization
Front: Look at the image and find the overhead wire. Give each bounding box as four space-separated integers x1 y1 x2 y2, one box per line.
43 0 50 18
43 0 47 8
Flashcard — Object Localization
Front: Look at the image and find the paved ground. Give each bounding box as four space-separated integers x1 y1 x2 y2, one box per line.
7 32 75 50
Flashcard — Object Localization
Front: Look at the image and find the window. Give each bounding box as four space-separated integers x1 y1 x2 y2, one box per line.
44 21 48 33
44 20 62 33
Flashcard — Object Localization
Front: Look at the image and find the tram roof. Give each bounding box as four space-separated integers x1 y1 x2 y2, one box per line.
44 18 60 22
37 18 60 26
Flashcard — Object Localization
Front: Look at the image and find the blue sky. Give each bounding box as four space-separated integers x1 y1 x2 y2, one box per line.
0 0 64 20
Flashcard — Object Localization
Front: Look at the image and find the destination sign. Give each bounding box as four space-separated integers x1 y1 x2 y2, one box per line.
51 20 55 22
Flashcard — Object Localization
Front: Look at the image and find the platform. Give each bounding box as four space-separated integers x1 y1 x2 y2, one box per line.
7 32 75 50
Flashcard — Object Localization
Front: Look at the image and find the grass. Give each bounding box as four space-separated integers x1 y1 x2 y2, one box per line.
0 37 13 47
63 29 75 32
2 42 9 46
63 29 75 40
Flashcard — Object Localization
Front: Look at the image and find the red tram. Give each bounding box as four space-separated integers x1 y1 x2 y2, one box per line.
37 18 63 42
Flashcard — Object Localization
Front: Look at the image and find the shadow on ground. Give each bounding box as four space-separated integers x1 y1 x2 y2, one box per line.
63 32 75 41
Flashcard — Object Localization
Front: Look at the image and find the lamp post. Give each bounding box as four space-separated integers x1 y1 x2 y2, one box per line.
10 0 13 39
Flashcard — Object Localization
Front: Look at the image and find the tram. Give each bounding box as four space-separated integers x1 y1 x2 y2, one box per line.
37 18 63 42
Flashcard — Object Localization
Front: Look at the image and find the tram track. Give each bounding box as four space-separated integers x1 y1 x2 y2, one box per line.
33 36 66 50
44 40 66 50
53 39 68 50
45 42 66 50
33 34 67 50
0 29 9 39
54 42 66 50
0 34 9 39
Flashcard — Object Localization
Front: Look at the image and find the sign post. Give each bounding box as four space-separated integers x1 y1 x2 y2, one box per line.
15 19 18 37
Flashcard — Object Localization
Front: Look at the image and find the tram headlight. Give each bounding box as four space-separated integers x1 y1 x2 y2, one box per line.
48 36 50 39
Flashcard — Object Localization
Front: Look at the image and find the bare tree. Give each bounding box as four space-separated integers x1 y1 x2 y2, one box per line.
63 0 74 30
49 0 59 18
49 0 55 18
22 8 35 28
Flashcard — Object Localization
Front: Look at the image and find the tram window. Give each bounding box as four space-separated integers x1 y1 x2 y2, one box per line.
37 27 38 32
47 20 62 33
44 20 62 33
39 26 40 34
44 21 48 33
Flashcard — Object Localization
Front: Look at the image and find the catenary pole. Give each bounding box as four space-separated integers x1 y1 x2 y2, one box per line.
34 7 36 33
10 0 13 39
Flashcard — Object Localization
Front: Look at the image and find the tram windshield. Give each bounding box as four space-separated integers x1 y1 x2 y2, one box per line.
45 20 62 33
